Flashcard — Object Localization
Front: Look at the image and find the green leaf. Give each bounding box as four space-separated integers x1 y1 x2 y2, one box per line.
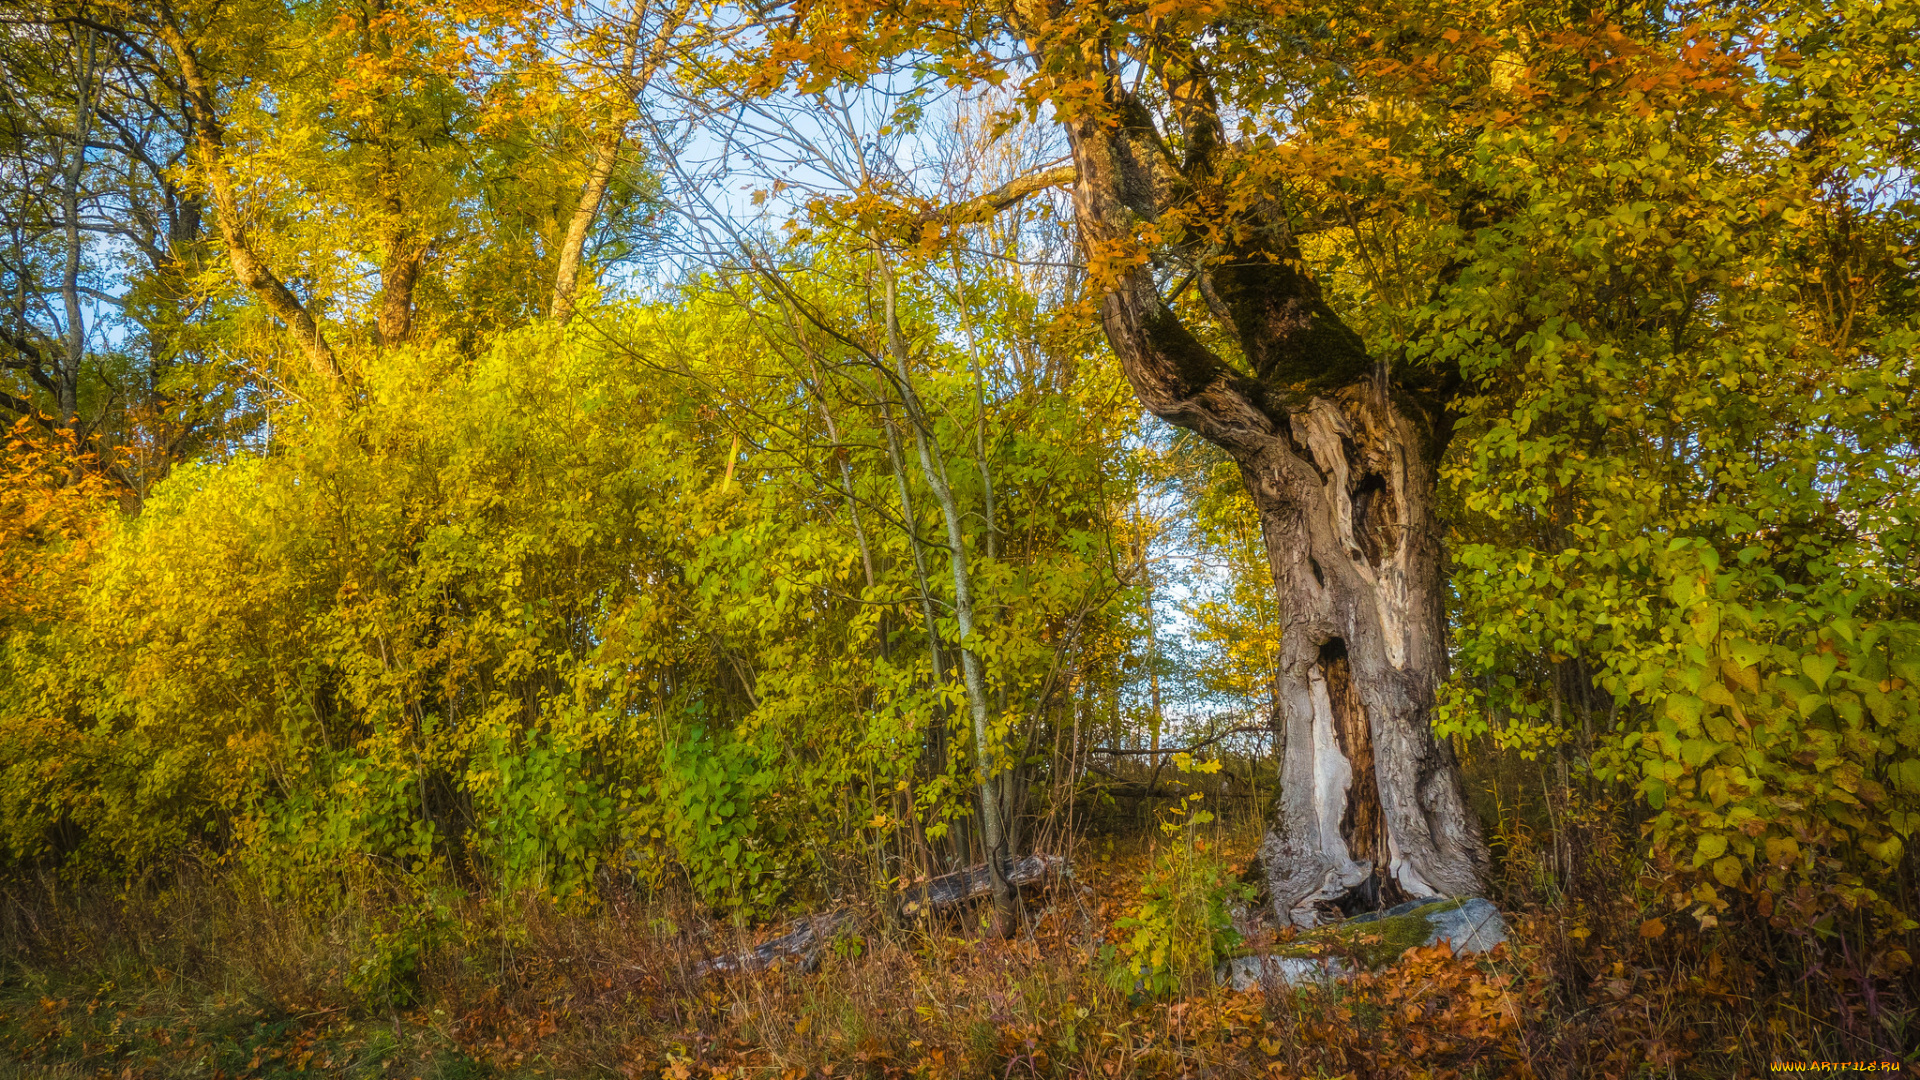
1802 653 1838 690
1664 694 1705 733
1890 759 1920 795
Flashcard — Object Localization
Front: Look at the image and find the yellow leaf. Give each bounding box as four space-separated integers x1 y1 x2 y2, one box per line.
1864 835 1904 866
1692 832 1727 866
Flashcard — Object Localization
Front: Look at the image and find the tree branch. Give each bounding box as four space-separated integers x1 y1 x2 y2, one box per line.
913 164 1077 236
0 389 52 429
150 4 340 383
552 0 695 324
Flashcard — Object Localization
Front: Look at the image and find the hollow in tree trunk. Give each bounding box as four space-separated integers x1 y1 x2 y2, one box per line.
1045 69 1489 927
1240 385 1486 924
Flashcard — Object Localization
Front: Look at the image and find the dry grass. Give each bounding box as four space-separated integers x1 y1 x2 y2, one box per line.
0 805 1913 1078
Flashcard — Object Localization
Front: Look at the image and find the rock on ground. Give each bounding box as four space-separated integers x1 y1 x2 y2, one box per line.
1419 897 1507 954
1218 955 1353 992
1216 897 1509 991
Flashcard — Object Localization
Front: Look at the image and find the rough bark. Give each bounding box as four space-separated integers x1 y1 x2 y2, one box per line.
551 131 623 325
1043 59 1488 926
1243 388 1486 924
360 5 427 350
377 239 425 347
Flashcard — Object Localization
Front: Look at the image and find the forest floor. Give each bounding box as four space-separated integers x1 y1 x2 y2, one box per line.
0 821 1907 1079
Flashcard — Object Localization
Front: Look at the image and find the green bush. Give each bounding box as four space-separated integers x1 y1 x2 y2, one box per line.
0 308 1139 916
1105 759 1253 995
346 893 453 1010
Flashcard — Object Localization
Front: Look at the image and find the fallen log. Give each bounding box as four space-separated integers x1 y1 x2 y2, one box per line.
697 853 1069 976
896 852 1066 918
697 909 857 976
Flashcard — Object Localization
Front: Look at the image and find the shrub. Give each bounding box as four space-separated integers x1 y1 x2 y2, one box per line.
1105 757 1253 995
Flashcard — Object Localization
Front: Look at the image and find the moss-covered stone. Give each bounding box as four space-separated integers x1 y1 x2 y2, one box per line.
1259 899 1471 969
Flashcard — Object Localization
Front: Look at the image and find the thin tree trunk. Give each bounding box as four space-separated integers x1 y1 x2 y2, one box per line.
880 259 1019 933
155 16 340 384
551 132 623 325
815 371 889 665
945 242 1015 837
814 377 878 594
1132 496 1169 795
880 398 946 692
57 26 99 426
946 249 999 560
877 387 950 779
1549 667 1574 887
774 303 891 664
550 0 692 324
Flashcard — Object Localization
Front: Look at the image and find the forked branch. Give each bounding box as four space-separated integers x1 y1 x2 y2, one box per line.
150 5 341 383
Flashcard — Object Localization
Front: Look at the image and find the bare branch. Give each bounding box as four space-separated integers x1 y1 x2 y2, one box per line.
915 164 1076 234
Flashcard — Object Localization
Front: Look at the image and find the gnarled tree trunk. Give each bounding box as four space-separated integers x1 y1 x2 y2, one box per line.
1047 66 1489 926
1239 387 1486 925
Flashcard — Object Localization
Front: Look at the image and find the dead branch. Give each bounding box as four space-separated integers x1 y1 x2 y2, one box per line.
696 853 1068 975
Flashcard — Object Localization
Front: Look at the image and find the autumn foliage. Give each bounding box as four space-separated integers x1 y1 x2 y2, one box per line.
0 0 1917 1075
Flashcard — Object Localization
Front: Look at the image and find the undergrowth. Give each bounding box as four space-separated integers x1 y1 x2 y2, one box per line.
0 786 1913 1080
